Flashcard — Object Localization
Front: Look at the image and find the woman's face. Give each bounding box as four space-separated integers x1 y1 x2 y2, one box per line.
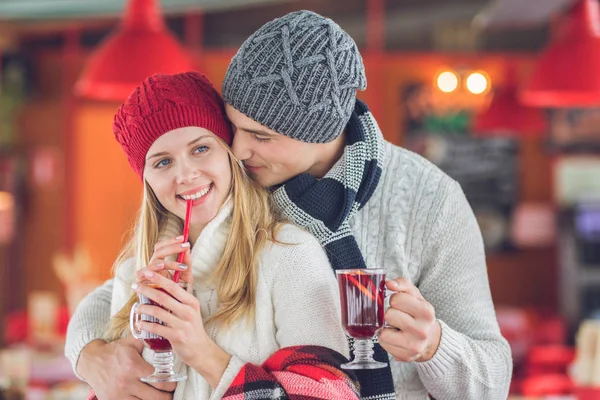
144 127 232 233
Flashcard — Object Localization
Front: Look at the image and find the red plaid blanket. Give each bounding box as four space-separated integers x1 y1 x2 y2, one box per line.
86 345 359 400
223 345 360 399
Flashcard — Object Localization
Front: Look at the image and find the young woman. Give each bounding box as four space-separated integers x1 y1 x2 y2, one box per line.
89 72 359 400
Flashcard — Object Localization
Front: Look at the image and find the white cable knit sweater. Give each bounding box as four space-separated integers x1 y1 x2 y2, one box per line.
109 200 349 399
66 142 512 400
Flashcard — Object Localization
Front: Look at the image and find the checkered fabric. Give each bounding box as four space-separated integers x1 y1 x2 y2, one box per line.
223 345 360 400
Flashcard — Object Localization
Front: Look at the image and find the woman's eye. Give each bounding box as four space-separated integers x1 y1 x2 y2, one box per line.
194 145 209 154
154 158 172 168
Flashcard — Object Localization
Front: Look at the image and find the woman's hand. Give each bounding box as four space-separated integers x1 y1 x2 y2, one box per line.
136 236 193 284
132 271 231 388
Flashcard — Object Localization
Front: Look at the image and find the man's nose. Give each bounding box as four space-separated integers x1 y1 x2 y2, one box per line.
232 131 252 161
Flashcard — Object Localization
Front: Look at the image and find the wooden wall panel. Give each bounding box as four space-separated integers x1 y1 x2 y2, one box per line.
73 102 141 281
17 100 66 301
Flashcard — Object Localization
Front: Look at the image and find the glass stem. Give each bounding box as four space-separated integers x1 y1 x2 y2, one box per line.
353 339 375 362
153 351 176 375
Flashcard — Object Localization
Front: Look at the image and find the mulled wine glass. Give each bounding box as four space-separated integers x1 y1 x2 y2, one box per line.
336 268 388 369
129 281 188 383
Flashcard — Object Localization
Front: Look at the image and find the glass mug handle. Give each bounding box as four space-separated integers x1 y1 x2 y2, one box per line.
129 302 143 339
383 289 399 330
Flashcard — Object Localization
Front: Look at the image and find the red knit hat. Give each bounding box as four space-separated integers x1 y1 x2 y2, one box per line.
113 72 233 180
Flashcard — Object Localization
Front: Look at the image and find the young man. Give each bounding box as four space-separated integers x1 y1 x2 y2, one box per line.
66 10 512 400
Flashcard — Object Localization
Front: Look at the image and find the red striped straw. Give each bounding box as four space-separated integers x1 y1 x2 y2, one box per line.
173 199 193 283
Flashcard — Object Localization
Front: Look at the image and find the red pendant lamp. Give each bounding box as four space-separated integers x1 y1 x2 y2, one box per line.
75 0 196 101
521 0 600 107
473 63 546 136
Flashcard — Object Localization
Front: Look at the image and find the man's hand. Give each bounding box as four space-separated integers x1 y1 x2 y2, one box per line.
77 338 176 400
378 277 441 363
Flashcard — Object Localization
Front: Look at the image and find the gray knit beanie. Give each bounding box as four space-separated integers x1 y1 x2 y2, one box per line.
222 10 367 143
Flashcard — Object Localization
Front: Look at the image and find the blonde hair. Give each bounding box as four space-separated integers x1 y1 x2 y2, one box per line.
105 138 282 341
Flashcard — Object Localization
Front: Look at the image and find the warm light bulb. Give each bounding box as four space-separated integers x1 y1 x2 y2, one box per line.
436 71 459 93
466 72 489 94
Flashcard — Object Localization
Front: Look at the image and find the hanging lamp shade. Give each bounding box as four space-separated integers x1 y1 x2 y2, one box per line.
473 64 546 136
521 0 600 107
75 0 196 101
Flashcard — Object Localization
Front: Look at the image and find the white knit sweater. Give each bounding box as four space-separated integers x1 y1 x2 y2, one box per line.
108 200 349 399
66 141 512 400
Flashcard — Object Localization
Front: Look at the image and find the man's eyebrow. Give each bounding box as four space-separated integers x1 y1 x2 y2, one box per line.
239 127 274 137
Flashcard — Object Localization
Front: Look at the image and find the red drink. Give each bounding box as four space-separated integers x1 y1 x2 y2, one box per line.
130 281 188 383
337 269 386 339
138 286 174 351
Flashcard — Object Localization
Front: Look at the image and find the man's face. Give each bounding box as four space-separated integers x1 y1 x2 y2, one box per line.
226 104 321 187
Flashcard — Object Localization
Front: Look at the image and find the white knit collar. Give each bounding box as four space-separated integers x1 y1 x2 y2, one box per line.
188 197 233 285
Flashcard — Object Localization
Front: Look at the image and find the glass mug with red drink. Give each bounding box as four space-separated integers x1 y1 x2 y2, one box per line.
129 281 188 383
336 268 388 369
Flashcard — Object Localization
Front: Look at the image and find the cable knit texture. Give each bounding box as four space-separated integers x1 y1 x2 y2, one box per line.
113 72 233 180
65 142 512 399
108 200 349 399
222 10 366 143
